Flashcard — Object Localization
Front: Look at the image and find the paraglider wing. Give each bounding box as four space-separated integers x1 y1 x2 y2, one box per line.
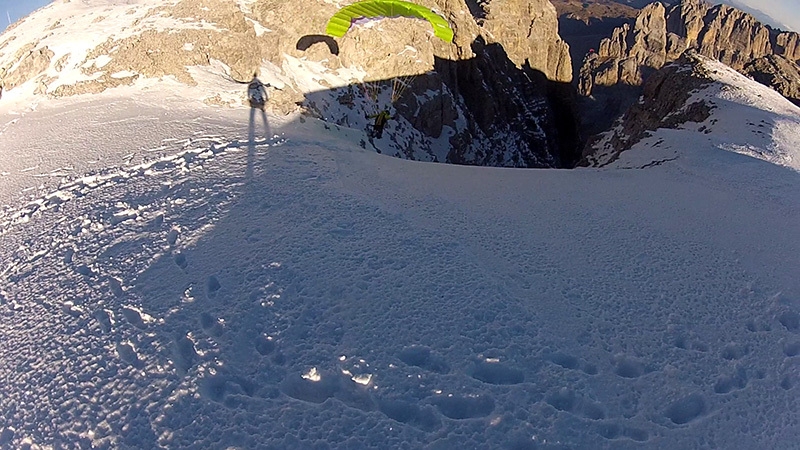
325 0 454 43
296 34 340 55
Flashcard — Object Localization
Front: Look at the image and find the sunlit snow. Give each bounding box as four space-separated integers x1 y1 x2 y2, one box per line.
1 75 799 448
1 6 800 450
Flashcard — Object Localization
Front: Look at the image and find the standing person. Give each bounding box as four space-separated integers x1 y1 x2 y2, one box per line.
247 73 270 111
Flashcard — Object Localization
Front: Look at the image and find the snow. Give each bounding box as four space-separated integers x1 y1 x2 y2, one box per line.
0 0 222 99
1 72 800 448
1 3 800 448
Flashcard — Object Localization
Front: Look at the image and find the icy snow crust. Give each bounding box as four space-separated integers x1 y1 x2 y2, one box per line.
1 81 800 449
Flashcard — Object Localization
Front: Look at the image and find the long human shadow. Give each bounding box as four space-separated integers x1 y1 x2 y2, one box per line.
110 41 590 439
246 104 271 181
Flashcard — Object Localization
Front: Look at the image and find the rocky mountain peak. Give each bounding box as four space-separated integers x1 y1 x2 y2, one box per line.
742 54 800 106
0 0 579 168
578 0 800 105
479 0 572 83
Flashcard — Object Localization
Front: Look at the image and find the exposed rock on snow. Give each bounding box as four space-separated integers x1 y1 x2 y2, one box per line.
1 45 55 92
743 54 800 107
583 50 713 164
583 51 800 170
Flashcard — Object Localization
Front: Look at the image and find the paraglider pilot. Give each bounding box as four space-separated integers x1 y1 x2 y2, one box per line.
368 109 391 139
248 73 270 111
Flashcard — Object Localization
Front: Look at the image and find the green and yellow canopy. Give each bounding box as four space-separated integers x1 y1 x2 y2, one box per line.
325 0 454 43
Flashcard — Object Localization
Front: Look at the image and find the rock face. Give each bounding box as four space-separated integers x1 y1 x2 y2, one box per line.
0 0 579 168
581 50 714 166
743 55 800 107
409 37 579 167
578 0 800 103
478 0 572 83
1 46 54 91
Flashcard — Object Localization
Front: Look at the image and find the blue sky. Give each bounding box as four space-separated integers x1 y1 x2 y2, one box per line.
0 0 798 33
728 0 800 32
1 0 51 29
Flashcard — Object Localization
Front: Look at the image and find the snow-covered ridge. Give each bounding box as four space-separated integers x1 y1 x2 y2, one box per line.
1 89 799 448
696 57 800 169
588 53 800 172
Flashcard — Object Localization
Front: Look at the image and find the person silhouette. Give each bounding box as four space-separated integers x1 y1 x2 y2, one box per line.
247 73 270 110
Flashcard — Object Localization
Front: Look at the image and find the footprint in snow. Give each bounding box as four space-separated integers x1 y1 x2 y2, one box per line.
121 306 147 329
377 398 441 431
778 310 800 333
167 227 180 246
713 367 748 394
63 248 75 264
280 369 375 412
595 422 649 442
780 374 795 390
720 343 749 361
671 332 709 352
108 276 124 298
783 340 800 357
745 318 772 332
150 213 164 229
545 387 606 420
398 346 450 374
172 332 198 373
206 275 221 297
542 348 599 375
74 264 96 277
173 252 188 269
545 352 581 370
93 309 113 332
199 372 257 406
613 356 649 379
664 393 707 425
468 358 525 385
116 341 142 368
254 333 276 356
432 393 495 419
199 312 224 337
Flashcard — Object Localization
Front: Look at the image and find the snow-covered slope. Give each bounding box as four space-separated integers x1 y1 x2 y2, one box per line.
1 65 800 449
588 55 800 172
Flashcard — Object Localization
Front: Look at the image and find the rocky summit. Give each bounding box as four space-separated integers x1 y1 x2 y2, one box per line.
577 0 800 102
